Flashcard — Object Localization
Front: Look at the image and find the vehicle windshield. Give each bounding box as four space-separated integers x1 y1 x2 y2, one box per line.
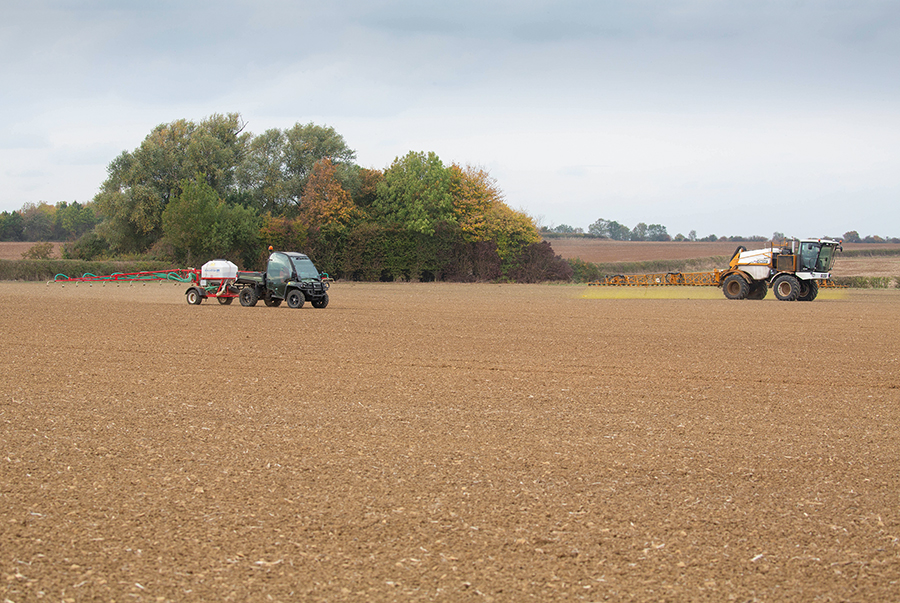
290 255 320 280
816 244 836 272
799 242 837 272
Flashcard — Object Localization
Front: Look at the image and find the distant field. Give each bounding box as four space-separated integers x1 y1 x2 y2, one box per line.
546 238 900 277
2 240 898 278
0 241 64 260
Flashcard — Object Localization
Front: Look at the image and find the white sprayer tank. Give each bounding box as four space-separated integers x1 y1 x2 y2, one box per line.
200 259 238 285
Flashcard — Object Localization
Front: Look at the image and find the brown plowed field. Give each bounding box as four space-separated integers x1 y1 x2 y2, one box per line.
2 282 899 601
0 242 64 260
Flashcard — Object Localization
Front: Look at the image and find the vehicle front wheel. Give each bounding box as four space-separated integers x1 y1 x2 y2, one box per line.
798 279 819 301
773 275 801 301
287 290 305 308
239 287 258 307
311 293 329 308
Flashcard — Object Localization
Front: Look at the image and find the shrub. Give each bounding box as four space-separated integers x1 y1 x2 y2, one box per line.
21 242 55 260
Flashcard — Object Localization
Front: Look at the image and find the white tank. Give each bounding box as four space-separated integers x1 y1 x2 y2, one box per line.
201 259 238 283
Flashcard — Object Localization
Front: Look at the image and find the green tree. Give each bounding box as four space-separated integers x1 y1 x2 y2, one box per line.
0 210 24 241
237 123 356 215
235 128 289 214
630 222 648 241
588 218 610 237
374 151 455 235
161 178 260 267
94 113 249 253
55 201 97 239
607 221 631 241
20 202 56 241
842 230 861 243
647 223 670 241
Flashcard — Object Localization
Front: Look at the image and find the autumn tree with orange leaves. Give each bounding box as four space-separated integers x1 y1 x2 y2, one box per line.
298 159 358 229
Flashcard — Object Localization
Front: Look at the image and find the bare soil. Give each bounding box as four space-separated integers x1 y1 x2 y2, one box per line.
2 282 898 602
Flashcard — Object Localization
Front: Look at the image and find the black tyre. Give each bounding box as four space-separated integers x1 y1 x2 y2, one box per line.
287 289 305 309
311 293 329 309
239 287 258 307
722 274 750 300
186 288 203 305
747 281 767 300
798 279 819 301
217 296 233 305
264 296 282 307
773 275 801 301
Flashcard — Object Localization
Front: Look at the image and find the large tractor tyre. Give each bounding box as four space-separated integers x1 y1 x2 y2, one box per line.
217 296 233 305
747 281 768 300
264 296 282 307
773 275 801 301
239 287 258 307
286 289 305 309
186 288 204 305
798 279 819 302
311 293 329 309
722 274 750 300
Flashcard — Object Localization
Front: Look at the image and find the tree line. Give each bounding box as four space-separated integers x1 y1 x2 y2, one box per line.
542 219 897 244
1 113 571 282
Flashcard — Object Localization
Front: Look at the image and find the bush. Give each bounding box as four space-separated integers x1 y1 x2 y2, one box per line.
21 242 55 260
505 241 574 283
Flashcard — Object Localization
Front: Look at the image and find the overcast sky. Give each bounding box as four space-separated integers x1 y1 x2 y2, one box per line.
3 0 898 238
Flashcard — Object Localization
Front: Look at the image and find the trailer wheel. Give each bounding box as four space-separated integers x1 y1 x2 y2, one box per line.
217 296 233 305
798 279 819 301
722 274 750 300
747 281 767 300
287 290 305 309
239 287 258 307
773 275 801 301
264 296 282 307
186 288 203 305
311 293 329 309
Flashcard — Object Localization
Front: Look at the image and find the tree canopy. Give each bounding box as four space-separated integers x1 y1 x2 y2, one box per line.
71 113 550 280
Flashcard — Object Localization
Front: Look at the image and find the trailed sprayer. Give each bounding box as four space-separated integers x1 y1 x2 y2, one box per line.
52 250 330 309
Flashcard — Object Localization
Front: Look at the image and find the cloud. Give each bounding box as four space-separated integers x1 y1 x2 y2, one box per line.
1 0 898 236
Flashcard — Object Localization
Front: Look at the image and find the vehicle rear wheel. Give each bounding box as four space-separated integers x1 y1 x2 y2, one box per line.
287 290 305 308
311 293 329 308
722 274 750 300
746 281 767 300
186 288 203 305
798 279 819 301
773 275 801 301
217 296 233 305
239 287 258 307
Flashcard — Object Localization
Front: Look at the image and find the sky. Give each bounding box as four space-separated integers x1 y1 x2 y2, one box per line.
2 0 898 239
